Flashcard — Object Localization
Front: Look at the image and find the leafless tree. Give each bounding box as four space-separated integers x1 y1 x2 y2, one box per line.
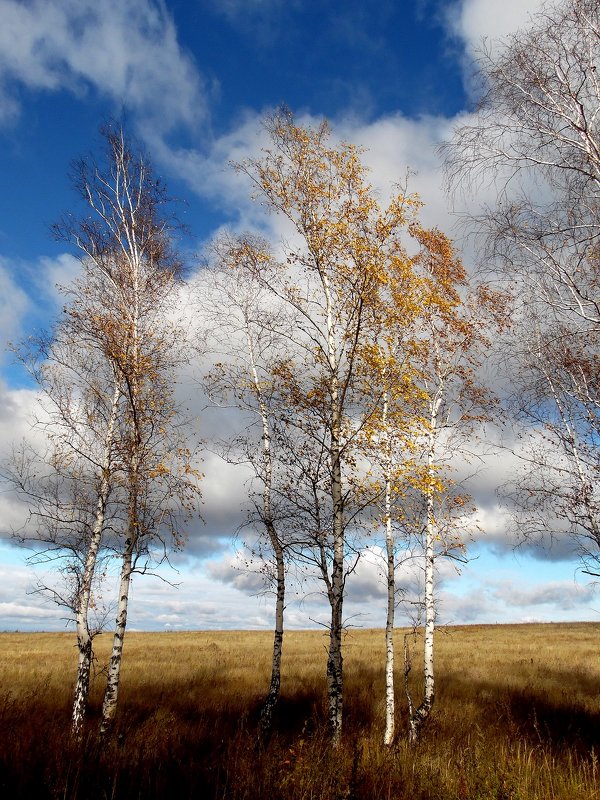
443 0 600 567
502 314 600 572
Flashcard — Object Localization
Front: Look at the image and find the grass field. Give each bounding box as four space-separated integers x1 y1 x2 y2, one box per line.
1 623 600 799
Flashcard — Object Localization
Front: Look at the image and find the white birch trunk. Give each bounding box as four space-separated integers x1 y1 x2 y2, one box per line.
71 381 120 738
245 326 286 735
407 390 441 744
421 470 436 725
99 526 135 735
382 390 396 746
322 271 345 746
100 434 138 737
100 172 142 736
259 527 285 735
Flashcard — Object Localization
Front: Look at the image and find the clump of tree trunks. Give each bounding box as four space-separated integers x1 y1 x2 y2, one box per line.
197 112 502 745
5 0 599 755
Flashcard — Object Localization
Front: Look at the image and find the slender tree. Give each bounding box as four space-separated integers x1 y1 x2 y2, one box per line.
234 112 449 743
401 256 508 743
6 307 124 737
356 202 427 747
54 125 201 735
198 233 293 735
503 316 600 572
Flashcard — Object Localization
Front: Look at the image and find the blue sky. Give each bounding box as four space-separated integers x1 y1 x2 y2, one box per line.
1 0 597 632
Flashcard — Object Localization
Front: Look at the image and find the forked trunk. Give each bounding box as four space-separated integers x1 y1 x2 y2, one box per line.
72 381 120 738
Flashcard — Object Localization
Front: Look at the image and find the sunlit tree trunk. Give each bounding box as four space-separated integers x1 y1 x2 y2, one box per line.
72 380 120 738
235 113 421 746
407 390 441 743
248 330 286 736
323 271 345 746
382 390 396 747
100 167 143 736
99 514 136 736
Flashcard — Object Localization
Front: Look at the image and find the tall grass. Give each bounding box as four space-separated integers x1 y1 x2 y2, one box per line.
1 624 600 798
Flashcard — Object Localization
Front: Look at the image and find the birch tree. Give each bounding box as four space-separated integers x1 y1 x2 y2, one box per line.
358 220 505 744
198 233 293 735
444 0 600 262
6 296 124 737
235 112 432 744
503 317 600 572
54 126 201 736
443 0 600 331
404 263 507 743
356 203 429 747
443 0 600 566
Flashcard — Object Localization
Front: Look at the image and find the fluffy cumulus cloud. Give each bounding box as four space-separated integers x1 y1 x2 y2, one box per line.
0 252 81 359
168 96 577 577
448 0 544 57
159 107 461 251
0 0 206 133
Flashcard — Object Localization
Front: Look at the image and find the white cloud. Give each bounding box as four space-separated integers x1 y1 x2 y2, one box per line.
447 0 544 56
0 380 50 542
0 0 587 631
0 0 207 134
158 107 463 250
35 253 81 305
0 252 83 376
493 579 597 610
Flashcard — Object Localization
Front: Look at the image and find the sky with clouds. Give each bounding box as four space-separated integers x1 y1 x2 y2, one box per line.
0 0 597 632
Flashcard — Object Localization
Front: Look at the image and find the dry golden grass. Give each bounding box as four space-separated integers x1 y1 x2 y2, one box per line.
1 623 600 799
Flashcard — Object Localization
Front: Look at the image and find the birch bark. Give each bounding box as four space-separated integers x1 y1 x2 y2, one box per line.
97 136 146 735
382 390 395 747
100 516 135 735
322 270 345 746
245 325 286 735
71 380 121 737
407 387 442 744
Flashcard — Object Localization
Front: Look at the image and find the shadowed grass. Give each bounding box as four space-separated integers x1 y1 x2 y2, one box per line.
1 624 600 798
